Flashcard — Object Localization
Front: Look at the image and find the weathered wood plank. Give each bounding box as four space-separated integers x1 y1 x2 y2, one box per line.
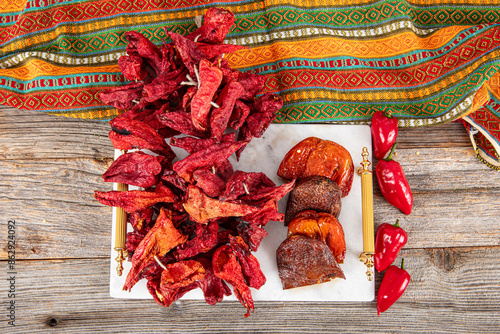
386 146 500 191
0 106 113 160
0 156 113 259
396 121 472 149
1 247 499 333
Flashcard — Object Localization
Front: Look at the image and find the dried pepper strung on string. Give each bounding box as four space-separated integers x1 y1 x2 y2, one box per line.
95 7 288 317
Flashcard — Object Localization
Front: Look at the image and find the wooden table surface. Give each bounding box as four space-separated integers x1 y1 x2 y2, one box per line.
1 104 500 333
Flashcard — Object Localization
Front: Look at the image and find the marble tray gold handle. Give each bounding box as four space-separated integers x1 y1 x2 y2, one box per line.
357 147 374 281
114 182 128 276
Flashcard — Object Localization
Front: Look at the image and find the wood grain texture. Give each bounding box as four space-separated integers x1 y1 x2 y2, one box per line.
1 105 500 333
1 248 499 334
0 107 113 160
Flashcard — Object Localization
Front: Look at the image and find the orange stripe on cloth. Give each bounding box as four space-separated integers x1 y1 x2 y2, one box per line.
0 58 120 80
226 25 471 69
0 0 27 13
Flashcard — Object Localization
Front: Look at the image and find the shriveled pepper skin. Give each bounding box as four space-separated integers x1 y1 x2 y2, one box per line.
375 145 413 215
277 137 354 197
371 111 398 160
191 59 223 131
374 220 408 272
377 261 411 316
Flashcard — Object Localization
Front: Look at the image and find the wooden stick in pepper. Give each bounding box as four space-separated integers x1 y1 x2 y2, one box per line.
377 259 411 316
375 143 413 215
374 219 408 272
371 110 398 160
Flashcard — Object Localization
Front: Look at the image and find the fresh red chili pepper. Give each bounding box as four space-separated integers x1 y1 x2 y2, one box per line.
374 219 408 272
375 144 413 215
377 259 411 316
371 110 398 160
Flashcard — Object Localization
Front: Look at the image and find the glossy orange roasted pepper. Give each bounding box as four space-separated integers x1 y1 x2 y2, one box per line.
277 137 354 197
287 210 346 264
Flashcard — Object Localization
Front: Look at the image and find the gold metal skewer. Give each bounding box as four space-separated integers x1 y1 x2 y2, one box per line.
114 182 128 276
357 147 375 281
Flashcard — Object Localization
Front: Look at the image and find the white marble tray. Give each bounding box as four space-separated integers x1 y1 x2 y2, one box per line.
109 123 374 302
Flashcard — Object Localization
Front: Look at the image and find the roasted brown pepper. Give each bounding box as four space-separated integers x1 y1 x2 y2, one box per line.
276 235 345 289
284 175 342 225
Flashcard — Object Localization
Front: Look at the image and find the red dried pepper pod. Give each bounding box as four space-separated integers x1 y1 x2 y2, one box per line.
375 144 413 215
377 259 411 316
374 219 408 272
371 110 398 160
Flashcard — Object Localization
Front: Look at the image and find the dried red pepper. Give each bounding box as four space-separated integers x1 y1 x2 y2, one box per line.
229 100 251 130
127 207 154 232
170 132 236 154
210 81 244 140
192 168 226 198
377 259 411 316
166 30 205 77
241 199 284 226
374 219 408 272
98 81 144 110
190 59 223 131
237 223 268 252
212 245 254 317
148 273 198 307
123 208 188 291
212 158 234 182
118 54 147 82
229 235 266 289
160 260 206 291
160 170 189 194
94 184 175 213
220 170 276 202
173 140 246 182
239 179 295 207
142 68 187 103
187 7 235 44
108 117 175 159
371 110 398 160
237 72 266 101
375 144 413 215
125 230 145 256
157 110 207 139
102 151 165 188
125 31 163 75
174 221 219 260
194 257 232 305
183 185 260 224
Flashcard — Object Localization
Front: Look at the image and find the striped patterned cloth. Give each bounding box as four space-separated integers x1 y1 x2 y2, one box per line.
1 0 500 168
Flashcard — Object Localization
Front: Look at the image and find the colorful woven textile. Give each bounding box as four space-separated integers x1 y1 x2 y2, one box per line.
1 0 500 168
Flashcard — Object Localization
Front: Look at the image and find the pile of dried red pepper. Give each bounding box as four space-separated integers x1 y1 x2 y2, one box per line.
94 8 294 317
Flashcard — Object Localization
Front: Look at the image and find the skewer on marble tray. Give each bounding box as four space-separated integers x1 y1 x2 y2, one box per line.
357 147 375 281
114 181 128 276
113 149 129 276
